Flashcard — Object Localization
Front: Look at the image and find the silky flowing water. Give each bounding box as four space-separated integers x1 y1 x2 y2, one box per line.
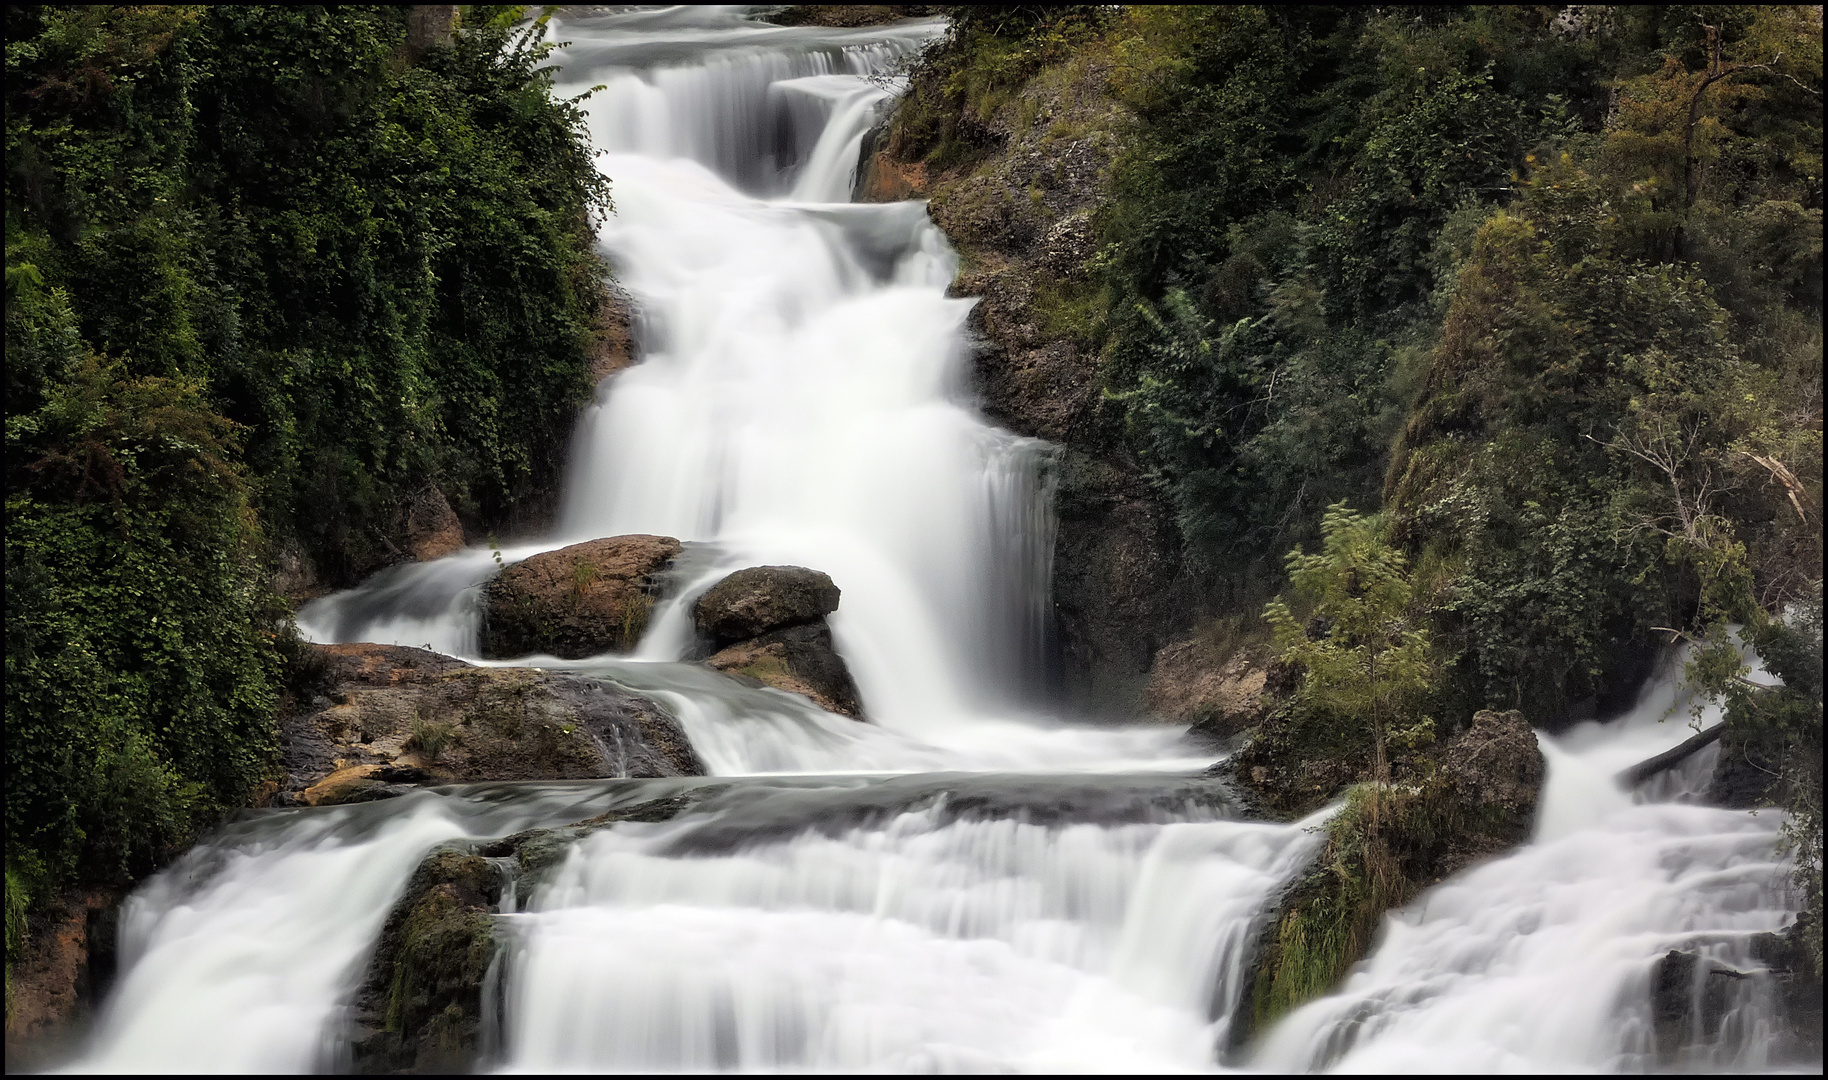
61 9 1810 1074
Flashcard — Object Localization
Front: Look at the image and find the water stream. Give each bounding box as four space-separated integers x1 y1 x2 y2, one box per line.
61 8 1810 1074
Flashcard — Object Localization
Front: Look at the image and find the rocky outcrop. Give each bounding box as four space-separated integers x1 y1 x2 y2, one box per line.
402 486 466 562
1749 915 1824 1060
351 789 729 1072
351 849 503 1074
275 642 703 806
867 46 1190 709
1645 929 1819 1068
709 623 864 718
1235 709 1546 1046
1649 948 1762 1064
481 534 682 659
1706 714 1785 808
586 286 639 383
693 565 841 647
1144 637 1270 745
694 566 864 718
1438 709 1547 849
2 887 120 1069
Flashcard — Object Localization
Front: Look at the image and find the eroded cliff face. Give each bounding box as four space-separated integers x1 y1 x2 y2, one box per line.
862 53 1190 711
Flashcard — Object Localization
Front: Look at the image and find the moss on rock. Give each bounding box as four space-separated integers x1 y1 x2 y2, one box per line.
354 849 504 1073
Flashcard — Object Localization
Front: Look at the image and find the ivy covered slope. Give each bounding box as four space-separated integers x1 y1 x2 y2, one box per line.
5 6 607 906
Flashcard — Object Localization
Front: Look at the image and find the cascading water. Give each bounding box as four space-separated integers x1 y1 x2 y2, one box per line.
295 5 1191 772
1252 649 1805 1073
60 9 1813 1075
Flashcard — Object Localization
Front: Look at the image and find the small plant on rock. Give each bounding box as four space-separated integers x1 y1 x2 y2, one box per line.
405 711 458 763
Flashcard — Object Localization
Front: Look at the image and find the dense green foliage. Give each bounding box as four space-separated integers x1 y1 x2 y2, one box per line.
909 5 1822 726
5 4 609 944
1266 503 1438 823
1092 0 1821 1000
892 3 1822 1018
1101 6 1820 724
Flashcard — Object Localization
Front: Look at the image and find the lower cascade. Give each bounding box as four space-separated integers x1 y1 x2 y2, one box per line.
50 9 1814 1075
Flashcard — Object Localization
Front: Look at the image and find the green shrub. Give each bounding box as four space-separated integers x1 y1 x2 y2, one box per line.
4 6 612 908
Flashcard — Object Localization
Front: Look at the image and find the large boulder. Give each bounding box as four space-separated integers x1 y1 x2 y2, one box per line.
1440 708 1546 836
708 622 864 718
482 534 681 659
693 565 840 647
692 566 863 718
1142 635 1269 745
348 788 736 1072
275 643 703 806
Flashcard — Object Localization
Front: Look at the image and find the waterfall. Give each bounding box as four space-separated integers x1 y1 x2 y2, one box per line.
62 9 1811 1075
295 5 1195 772
1250 649 1801 1073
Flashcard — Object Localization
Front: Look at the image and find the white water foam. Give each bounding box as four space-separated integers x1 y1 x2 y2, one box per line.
500 796 1327 1072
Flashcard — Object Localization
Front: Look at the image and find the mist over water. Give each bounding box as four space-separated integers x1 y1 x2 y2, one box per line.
72 8 1810 1075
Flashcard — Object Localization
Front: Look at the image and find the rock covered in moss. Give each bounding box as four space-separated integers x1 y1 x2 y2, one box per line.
349 789 738 1071
351 849 505 1073
693 565 841 648
482 534 681 659
276 643 704 806
1234 708 1546 1048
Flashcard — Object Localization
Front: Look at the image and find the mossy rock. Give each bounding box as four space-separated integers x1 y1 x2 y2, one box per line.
1233 710 1543 1049
352 849 505 1074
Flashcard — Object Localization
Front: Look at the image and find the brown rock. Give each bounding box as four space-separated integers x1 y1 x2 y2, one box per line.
482 534 682 659
403 487 465 562
3 887 118 1068
1442 709 1545 821
708 622 864 718
299 762 434 807
693 565 841 648
1143 636 1269 743
276 643 704 806
587 288 639 383
857 152 930 202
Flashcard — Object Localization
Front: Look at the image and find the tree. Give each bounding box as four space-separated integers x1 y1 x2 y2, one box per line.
1266 502 1437 833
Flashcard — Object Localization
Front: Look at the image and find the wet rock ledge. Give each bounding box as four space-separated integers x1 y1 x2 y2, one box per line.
276 643 704 807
